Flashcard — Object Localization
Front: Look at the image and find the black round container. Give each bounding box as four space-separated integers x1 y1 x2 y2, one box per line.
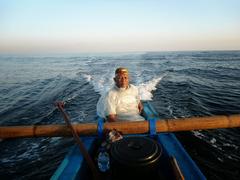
110 136 162 179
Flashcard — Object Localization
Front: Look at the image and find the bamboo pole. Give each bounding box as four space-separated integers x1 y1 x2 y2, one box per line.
0 114 240 139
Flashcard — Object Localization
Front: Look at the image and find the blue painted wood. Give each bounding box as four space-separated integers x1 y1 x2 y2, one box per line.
51 137 95 180
157 133 205 179
145 101 205 179
51 101 206 180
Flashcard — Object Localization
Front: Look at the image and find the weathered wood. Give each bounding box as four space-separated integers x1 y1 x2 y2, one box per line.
169 156 185 180
0 114 240 139
55 101 100 180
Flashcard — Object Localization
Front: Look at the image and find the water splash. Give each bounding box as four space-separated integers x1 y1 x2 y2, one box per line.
138 74 166 100
82 72 114 95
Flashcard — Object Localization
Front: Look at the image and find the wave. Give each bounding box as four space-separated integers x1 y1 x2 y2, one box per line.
81 71 114 96
82 71 166 101
138 74 166 100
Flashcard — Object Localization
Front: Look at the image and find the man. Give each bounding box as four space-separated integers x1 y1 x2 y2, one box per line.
97 67 145 122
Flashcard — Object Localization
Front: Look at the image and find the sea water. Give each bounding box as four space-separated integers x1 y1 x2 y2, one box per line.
0 51 240 179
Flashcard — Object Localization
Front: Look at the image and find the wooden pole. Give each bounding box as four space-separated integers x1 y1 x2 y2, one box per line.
169 156 185 180
55 102 100 180
0 114 240 139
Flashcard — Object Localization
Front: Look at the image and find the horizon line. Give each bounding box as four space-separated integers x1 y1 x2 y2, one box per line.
1 49 240 57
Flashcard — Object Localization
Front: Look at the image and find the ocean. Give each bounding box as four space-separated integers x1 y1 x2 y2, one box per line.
0 51 240 179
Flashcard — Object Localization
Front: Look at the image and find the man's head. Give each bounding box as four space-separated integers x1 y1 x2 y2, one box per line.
114 67 129 89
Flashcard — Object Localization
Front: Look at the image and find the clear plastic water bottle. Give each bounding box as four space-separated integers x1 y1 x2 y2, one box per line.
97 148 110 172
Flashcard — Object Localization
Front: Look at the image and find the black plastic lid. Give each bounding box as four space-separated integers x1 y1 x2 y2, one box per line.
111 136 162 167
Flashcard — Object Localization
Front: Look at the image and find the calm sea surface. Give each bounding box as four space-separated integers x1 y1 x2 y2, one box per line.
0 51 240 179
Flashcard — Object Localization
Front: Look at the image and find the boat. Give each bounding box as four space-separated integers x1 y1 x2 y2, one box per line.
51 101 206 180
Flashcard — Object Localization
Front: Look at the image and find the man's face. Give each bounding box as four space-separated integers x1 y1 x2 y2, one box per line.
114 73 129 88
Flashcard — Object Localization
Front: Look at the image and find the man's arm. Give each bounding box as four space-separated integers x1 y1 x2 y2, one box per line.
107 114 117 122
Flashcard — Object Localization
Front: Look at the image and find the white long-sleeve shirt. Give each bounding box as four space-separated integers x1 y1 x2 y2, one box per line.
97 84 145 121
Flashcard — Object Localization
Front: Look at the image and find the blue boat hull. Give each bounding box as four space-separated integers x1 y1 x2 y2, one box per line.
51 101 206 180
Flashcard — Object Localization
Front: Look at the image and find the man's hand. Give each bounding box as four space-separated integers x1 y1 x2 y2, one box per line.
107 114 117 122
138 102 143 113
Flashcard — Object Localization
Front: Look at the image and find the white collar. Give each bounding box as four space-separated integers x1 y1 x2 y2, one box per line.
115 84 130 91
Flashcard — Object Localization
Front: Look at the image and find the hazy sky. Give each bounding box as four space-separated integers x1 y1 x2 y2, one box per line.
1 0 240 54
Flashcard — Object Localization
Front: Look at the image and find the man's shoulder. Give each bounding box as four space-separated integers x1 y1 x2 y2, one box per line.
129 84 138 92
129 84 137 90
106 86 118 96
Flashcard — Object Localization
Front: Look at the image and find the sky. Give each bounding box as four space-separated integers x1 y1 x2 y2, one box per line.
0 0 240 54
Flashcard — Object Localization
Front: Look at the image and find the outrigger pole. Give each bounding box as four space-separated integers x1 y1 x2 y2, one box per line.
0 114 240 139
